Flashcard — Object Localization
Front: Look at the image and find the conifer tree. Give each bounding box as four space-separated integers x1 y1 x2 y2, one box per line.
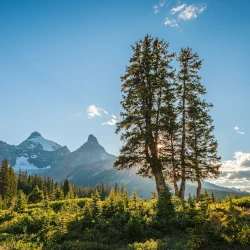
28 185 44 204
13 190 27 212
9 166 17 199
115 35 176 196
0 159 10 199
187 97 221 202
177 47 221 199
90 190 101 218
156 185 174 231
63 178 70 197
54 186 64 200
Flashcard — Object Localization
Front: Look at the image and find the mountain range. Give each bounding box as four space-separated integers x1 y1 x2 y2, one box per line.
0 132 249 199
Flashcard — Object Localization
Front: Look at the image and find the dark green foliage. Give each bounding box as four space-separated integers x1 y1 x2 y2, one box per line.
53 186 64 200
63 178 70 197
13 190 27 212
115 35 221 204
176 47 221 200
232 196 250 208
0 187 250 249
115 34 176 196
28 185 44 204
156 185 175 231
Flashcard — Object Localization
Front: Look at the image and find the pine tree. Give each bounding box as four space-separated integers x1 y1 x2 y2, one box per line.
187 97 221 202
13 190 27 212
130 190 138 211
156 185 175 231
115 35 176 196
53 186 64 200
28 185 44 204
211 192 215 203
9 166 17 199
90 190 101 218
63 178 70 197
0 159 10 199
177 47 221 200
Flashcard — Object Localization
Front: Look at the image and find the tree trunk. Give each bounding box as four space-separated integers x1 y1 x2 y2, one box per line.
152 164 166 196
196 179 202 203
179 78 186 200
170 134 179 197
173 178 179 197
179 173 186 199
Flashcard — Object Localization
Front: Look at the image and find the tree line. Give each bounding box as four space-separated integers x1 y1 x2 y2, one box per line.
115 35 221 201
0 158 113 209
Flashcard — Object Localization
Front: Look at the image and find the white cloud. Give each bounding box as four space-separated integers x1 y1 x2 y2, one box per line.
87 105 108 118
154 5 159 14
159 1 166 7
153 1 166 14
111 114 117 119
234 126 245 135
164 18 179 28
102 118 118 126
178 4 207 20
237 131 245 135
211 152 250 192
171 4 186 14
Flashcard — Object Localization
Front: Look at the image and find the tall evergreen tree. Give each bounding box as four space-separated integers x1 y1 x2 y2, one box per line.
176 47 221 199
114 35 176 196
177 48 201 199
187 97 221 202
9 166 17 199
63 178 70 197
0 159 10 199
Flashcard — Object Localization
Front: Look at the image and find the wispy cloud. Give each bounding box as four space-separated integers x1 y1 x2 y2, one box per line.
171 4 186 14
86 105 119 125
153 1 167 14
102 118 118 126
87 105 108 118
178 4 207 20
234 126 245 135
154 5 159 14
237 131 245 135
154 1 207 30
164 18 179 28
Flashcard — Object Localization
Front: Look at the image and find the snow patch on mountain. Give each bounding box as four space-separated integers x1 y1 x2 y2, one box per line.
14 156 51 173
28 136 61 151
14 156 38 171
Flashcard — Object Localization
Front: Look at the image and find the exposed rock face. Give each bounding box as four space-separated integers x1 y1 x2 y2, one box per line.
0 132 70 171
1 133 249 198
45 134 117 182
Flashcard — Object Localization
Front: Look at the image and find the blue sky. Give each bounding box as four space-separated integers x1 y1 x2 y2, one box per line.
0 0 250 190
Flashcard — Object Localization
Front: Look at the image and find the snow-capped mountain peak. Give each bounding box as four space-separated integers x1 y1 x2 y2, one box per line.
27 131 42 139
26 132 61 152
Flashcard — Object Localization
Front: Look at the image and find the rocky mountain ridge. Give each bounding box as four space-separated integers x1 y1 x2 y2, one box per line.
0 132 249 198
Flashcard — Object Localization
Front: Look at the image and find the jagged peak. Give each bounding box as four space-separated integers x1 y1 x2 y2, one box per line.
87 134 99 144
27 131 42 140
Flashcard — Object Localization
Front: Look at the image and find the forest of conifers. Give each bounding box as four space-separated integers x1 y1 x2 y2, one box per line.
0 158 250 250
